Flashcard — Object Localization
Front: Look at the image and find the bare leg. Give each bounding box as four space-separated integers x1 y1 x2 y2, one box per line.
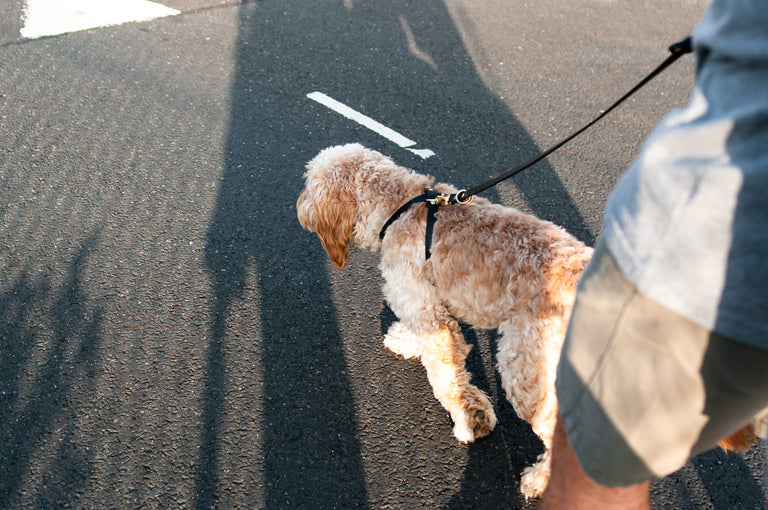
540 416 650 510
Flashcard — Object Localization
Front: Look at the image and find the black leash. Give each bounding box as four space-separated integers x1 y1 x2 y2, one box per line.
456 36 692 203
379 37 694 259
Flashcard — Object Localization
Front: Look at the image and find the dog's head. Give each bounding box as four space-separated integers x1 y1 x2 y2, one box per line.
297 144 366 270
297 143 431 270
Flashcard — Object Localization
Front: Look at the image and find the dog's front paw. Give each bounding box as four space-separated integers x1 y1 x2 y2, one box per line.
452 396 497 443
383 322 422 359
520 451 551 499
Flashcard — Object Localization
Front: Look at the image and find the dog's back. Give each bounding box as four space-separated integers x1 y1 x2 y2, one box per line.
427 195 592 329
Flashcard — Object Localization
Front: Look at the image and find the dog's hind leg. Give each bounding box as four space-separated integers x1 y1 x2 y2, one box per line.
518 385 557 498
496 317 563 498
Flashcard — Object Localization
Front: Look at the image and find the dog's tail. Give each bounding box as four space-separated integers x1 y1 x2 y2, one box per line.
718 424 759 451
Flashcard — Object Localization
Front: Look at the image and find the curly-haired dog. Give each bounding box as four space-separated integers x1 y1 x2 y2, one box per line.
298 144 761 497
297 143 592 497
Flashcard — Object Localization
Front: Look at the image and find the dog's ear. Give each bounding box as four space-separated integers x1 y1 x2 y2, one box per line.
315 198 355 270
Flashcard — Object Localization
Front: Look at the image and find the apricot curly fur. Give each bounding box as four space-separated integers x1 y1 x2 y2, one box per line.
297 144 760 498
298 143 595 497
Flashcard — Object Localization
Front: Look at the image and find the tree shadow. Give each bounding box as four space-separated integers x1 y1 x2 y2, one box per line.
0 234 103 508
201 0 591 507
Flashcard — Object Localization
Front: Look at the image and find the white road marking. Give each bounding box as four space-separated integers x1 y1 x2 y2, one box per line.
307 91 435 159
21 0 180 40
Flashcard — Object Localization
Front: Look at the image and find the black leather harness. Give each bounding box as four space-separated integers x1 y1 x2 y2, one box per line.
379 188 471 261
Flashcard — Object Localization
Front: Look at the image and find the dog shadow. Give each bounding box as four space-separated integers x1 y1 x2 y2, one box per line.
379 305 541 509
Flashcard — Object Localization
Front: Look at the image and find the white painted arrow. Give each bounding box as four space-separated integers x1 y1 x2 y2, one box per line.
21 0 180 40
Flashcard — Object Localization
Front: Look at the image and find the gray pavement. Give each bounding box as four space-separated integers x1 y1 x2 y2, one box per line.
1 0 765 508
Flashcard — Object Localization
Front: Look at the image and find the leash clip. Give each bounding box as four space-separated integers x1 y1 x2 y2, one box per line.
455 189 473 205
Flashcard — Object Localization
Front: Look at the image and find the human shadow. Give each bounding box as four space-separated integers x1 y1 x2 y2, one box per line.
0 234 103 508
201 0 591 507
199 2 371 507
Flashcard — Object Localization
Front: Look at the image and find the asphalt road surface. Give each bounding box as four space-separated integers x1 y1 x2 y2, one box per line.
2 0 766 508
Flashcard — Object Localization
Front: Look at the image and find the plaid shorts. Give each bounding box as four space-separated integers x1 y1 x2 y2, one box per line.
556 237 768 486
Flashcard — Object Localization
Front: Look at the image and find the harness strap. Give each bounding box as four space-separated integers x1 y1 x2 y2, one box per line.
424 190 440 260
379 192 430 242
379 189 471 260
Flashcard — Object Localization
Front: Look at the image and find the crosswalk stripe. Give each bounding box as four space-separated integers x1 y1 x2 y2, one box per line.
21 0 180 40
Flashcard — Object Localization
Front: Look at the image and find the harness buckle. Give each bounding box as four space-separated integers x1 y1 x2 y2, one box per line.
425 189 473 206
427 192 451 206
